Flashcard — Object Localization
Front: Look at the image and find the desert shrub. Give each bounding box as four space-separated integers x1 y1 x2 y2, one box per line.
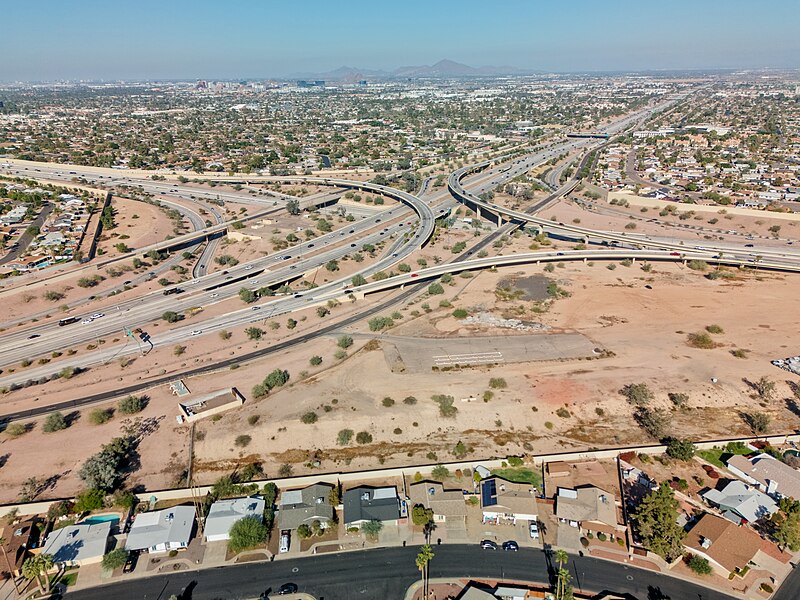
620 383 653 406
427 283 444 295
5 423 29 437
355 431 373 444
118 395 146 414
687 554 712 575
666 438 695 461
300 412 318 424
337 429 354 445
687 332 716 349
489 377 507 389
432 394 457 418
43 412 68 433
89 408 113 425
235 435 252 447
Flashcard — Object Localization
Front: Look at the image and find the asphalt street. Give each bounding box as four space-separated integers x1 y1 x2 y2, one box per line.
64 545 740 600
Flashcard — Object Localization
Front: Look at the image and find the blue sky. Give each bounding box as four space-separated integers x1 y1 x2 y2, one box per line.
2 0 799 81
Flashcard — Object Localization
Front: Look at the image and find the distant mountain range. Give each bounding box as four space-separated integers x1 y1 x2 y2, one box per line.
288 59 531 81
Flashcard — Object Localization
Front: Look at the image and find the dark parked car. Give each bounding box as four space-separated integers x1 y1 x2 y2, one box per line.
480 540 498 550
277 583 298 595
502 541 519 551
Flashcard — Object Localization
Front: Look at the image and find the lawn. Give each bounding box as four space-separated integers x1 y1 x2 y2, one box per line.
491 467 542 488
696 442 751 468
58 570 79 587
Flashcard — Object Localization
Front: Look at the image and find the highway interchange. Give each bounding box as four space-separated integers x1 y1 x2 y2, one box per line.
2 98 800 389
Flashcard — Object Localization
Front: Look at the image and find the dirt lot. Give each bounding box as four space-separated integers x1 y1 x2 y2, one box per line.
1 238 799 503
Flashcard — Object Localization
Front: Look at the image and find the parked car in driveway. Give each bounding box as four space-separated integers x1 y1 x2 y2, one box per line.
530 520 539 539
480 540 497 550
502 540 519 551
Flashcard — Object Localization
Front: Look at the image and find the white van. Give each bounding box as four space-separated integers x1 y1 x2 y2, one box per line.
279 531 290 553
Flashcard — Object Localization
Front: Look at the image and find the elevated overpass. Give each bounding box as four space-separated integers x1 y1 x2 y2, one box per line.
344 248 800 298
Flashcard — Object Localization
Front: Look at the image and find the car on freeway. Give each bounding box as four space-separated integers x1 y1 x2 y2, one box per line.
744 244 754 247
502 541 519 551
190 330 202 336
293 293 303 298
349 229 355 234
210 293 219 298
530 521 539 539
410 273 419 278
27 333 41 339
644 284 653 290
81 318 93 324
282 255 291 260
276 583 298 595
480 540 498 550
556 252 565 256
350 243 357 247
251 306 261 311
244 265 253 270
375 219 381 223
91 313 104 319
308 243 315 248
669 252 681 256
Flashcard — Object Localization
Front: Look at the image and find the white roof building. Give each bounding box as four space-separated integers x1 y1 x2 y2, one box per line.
42 522 111 566
125 506 195 553
204 496 265 542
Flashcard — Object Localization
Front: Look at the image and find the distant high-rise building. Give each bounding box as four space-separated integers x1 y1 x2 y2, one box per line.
195 80 207 90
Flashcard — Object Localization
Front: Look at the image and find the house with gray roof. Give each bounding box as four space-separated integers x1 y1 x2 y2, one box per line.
205 496 265 542
702 480 778 524
42 522 111 566
125 506 195 553
480 477 538 524
727 453 800 501
409 480 467 524
555 486 624 538
277 483 335 531
343 486 400 526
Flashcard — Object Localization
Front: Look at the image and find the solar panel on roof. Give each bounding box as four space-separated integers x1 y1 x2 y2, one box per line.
481 479 497 507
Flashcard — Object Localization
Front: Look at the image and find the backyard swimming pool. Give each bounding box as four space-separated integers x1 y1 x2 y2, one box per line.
79 514 120 526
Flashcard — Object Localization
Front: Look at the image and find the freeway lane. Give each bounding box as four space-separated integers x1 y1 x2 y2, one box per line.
64 545 738 600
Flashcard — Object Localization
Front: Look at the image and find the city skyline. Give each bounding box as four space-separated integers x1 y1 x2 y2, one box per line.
2 0 799 81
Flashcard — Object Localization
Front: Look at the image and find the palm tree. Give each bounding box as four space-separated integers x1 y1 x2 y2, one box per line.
21 556 43 592
415 544 435 599
38 553 55 593
554 549 569 599
0 536 20 594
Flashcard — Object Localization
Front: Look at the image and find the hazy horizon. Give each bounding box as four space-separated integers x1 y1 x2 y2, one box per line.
2 0 799 82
